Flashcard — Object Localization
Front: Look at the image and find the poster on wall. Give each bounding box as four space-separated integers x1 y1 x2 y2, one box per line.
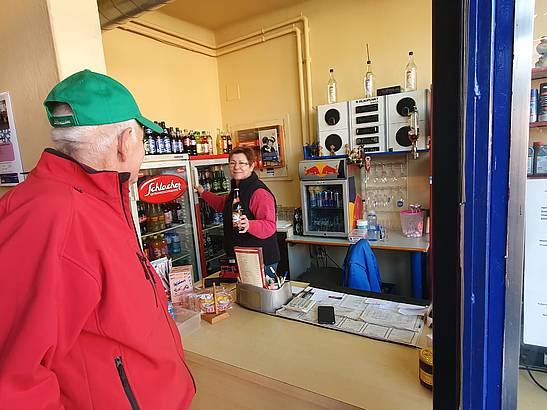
523 178 547 347
0 92 23 186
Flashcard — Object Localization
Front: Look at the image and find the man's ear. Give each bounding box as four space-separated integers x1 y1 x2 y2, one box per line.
117 127 133 162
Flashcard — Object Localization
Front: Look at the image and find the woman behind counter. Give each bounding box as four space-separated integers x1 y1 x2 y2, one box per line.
195 146 280 278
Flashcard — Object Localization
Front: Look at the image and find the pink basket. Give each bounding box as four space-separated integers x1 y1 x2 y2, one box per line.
400 210 424 238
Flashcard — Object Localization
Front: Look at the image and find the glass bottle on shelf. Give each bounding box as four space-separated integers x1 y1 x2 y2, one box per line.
161 122 172 154
327 68 337 104
155 122 165 154
183 129 191 154
404 51 417 91
202 131 209 155
364 59 375 98
226 134 233 153
206 132 213 155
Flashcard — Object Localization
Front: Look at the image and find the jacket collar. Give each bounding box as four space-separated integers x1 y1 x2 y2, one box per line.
32 149 131 200
230 171 259 191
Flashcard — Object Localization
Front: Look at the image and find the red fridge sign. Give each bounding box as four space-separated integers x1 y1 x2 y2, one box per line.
138 174 187 203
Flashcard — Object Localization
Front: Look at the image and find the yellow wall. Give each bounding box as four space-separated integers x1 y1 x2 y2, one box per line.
0 0 60 197
46 0 106 78
0 0 108 198
102 12 223 134
215 0 432 206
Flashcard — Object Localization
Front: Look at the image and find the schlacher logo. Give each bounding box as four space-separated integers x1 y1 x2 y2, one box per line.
138 174 187 204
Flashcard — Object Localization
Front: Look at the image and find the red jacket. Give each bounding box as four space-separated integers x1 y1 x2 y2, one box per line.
0 150 195 409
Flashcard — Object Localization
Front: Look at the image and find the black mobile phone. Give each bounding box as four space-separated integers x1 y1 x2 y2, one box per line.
317 305 336 325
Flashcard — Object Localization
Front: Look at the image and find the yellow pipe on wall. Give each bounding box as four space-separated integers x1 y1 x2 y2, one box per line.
124 15 313 144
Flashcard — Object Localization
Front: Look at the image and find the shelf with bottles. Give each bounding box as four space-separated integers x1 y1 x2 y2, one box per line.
203 223 223 232
197 166 231 194
137 201 187 238
309 205 342 210
143 120 234 157
141 223 186 239
171 252 192 264
205 251 226 263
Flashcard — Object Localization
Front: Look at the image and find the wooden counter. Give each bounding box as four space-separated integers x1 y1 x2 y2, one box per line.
182 304 432 410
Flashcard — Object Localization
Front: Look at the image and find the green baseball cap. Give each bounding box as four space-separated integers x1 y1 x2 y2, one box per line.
44 69 162 133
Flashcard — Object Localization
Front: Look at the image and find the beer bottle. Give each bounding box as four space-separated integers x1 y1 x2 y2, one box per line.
226 134 233 153
232 188 244 231
216 129 223 155
221 133 228 154
189 130 197 156
161 122 172 154
145 126 156 155
220 170 229 192
206 132 213 155
182 129 189 153
162 202 173 228
154 122 165 154
170 127 179 154
201 131 209 155
173 201 184 224
138 203 148 235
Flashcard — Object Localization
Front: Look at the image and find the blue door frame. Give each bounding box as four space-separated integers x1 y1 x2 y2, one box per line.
462 0 515 408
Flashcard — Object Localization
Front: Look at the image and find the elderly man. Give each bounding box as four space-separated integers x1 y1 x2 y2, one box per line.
0 70 195 409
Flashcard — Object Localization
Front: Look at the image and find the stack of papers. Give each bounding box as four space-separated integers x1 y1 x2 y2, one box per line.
276 286 429 347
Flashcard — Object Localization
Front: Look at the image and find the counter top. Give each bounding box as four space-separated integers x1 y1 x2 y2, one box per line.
182 304 432 410
286 232 430 253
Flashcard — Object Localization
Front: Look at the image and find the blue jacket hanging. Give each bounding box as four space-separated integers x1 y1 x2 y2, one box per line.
342 239 381 292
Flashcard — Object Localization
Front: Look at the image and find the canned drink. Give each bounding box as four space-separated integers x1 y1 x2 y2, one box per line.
530 88 538 123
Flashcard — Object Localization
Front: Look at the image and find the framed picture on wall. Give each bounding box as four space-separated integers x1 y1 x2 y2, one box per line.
0 92 24 186
235 124 284 169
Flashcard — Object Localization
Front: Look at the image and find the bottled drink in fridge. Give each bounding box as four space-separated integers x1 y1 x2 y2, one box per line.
162 202 173 228
183 129 191 154
404 51 417 92
327 68 337 104
138 202 148 235
232 188 244 231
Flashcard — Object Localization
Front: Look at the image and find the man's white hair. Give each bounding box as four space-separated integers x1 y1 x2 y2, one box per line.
50 103 139 159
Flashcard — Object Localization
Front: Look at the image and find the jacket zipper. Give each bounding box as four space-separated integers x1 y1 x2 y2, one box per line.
114 356 140 410
137 253 158 307
120 179 196 394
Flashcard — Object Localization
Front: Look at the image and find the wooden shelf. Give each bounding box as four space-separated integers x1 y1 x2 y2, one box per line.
532 67 547 80
530 121 547 128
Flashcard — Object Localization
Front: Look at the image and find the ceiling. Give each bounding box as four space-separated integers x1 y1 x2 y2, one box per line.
159 0 306 30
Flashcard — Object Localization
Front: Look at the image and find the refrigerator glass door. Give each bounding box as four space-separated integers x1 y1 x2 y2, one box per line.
135 163 199 281
302 180 349 237
189 157 231 280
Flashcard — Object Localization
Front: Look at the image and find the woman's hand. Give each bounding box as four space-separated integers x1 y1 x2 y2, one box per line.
238 215 250 233
194 184 205 195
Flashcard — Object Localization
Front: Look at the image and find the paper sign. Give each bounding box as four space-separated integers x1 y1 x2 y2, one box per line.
234 247 266 288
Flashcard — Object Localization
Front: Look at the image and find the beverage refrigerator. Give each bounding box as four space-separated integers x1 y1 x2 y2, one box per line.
129 153 202 281
299 159 362 238
188 154 231 282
